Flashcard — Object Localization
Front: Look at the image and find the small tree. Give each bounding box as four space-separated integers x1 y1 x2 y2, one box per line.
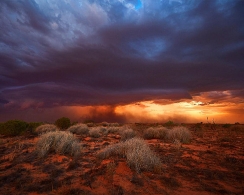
55 117 71 130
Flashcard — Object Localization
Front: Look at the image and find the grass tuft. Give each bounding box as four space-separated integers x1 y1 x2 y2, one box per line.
97 137 161 173
120 128 136 141
67 123 89 135
166 126 191 143
36 131 81 158
143 127 167 139
89 127 101 138
35 124 59 134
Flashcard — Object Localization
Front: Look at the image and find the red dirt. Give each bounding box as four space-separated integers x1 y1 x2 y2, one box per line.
0 124 243 195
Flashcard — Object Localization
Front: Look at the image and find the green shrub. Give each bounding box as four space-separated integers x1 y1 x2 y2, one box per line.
143 127 167 139
0 120 28 136
166 126 191 143
36 131 81 158
97 137 161 173
27 122 43 133
55 117 71 130
67 123 89 135
35 124 58 134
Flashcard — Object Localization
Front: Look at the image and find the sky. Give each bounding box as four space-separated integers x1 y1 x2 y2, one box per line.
0 0 244 123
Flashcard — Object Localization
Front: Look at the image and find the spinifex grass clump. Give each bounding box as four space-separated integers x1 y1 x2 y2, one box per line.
89 127 101 138
97 137 161 173
35 124 59 134
166 126 191 143
143 126 167 139
67 123 89 135
36 131 81 158
119 128 136 141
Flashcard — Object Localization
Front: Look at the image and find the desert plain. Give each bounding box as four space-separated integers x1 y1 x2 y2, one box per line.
0 122 243 195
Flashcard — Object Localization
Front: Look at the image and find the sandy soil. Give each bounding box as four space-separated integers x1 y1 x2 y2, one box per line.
0 124 243 195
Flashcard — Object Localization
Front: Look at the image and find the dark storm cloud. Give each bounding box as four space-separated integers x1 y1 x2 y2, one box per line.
0 0 243 113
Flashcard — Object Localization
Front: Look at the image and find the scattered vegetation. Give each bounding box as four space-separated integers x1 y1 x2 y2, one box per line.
36 131 81 158
55 117 71 130
97 137 161 173
166 126 191 143
222 123 231 128
0 120 28 136
35 124 59 134
67 123 89 135
143 126 167 139
230 124 244 134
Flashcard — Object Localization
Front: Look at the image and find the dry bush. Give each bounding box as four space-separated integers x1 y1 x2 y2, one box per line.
89 127 101 138
67 123 89 135
143 127 167 139
166 126 191 143
107 126 120 134
36 131 81 158
35 124 59 134
120 128 136 141
97 137 161 173
99 126 109 135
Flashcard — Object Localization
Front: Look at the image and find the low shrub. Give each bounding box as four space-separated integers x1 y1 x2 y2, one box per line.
101 121 109 127
35 124 58 134
89 127 101 138
55 117 71 130
143 127 167 139
36 131 81 158
0 120 28 136
27 122 43 133
107 126 121 134
120 128 136 141
97 137 161 173
67 123 89 135
166 126 191 143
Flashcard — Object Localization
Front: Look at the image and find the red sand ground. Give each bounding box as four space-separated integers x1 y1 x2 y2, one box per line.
0 124 243 195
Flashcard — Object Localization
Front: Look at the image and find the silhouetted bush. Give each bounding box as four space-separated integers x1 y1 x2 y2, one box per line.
222 124 231 128
55 117 71 130
0 120 28 136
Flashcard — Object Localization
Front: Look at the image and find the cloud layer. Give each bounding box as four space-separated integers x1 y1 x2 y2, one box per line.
0 0 243 122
